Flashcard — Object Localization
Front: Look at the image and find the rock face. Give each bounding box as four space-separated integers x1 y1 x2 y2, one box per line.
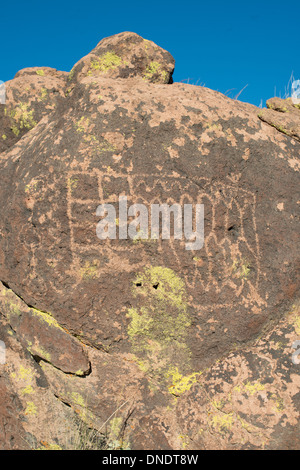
0 67 67 154
0 32 299 450
258 97 300 141
68 31 175 85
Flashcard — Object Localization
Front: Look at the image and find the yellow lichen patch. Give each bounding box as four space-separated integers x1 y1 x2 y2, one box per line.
143 39 151 50
9 102 37 135
71 392 86 408
210 413 234 433
76 116 90 134
127 266 193 387
270 394 285 413
236 414 254 433
67 177 78 191
231 257 251 279
75 117 116 155
206 122 222 132
294 316 300 335
107 416 122 440
133 266 188 308
10 364 38 414
167 367 201 396
95 139 116 154
21 385 35 395
211 399 226 411
30 307 64 332
288 303 300 335
143 61 168 82
106 417 130 450
5 301 21 319
178 434 190 449
80 260 100 280
69 392 95 424
88 52 122 75
68 67 75 81
234 380 265 396
25 401 38 416
36 69 45 76
25 180 39 194
13 365 35 382
37 441 62 450
30 345 51 363
39 87 48 101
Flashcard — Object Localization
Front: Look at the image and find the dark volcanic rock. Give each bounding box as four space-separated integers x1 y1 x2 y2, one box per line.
68 31 175 85
0 32 299 450
0 67 67 154
0 282 90 375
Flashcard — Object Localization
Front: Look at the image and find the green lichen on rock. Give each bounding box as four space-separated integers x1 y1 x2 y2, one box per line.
88 52 122 75
166 367 201 396
36 442 62 450
21 385 35 395
30 306 65 332
231 257 251 279
8 102 37 136
80 260 100 280
24 401 38 416
127 266 193 385
29 344 52 363
39 87 48 101
233 380 265 396
67 67 75 81
210 413 234 433
106 416 130 450
67 176 78 191
71 392 86 408
75 116 116 155
76 116 90 133
143 61 168 83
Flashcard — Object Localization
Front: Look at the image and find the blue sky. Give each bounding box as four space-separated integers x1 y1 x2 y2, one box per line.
1 0 299 107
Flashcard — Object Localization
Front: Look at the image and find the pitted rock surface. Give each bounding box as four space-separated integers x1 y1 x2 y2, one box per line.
0 32 299 450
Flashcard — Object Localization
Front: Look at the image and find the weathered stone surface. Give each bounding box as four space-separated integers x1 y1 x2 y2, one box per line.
0 282 90 376
0 318 81 449
176 303 300 450
0 32 299 450
0 67 67 154
0 375 28 450
258 97 300 141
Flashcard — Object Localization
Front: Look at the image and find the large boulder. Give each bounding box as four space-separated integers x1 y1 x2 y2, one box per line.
68 31 175 85
0 32 299 450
